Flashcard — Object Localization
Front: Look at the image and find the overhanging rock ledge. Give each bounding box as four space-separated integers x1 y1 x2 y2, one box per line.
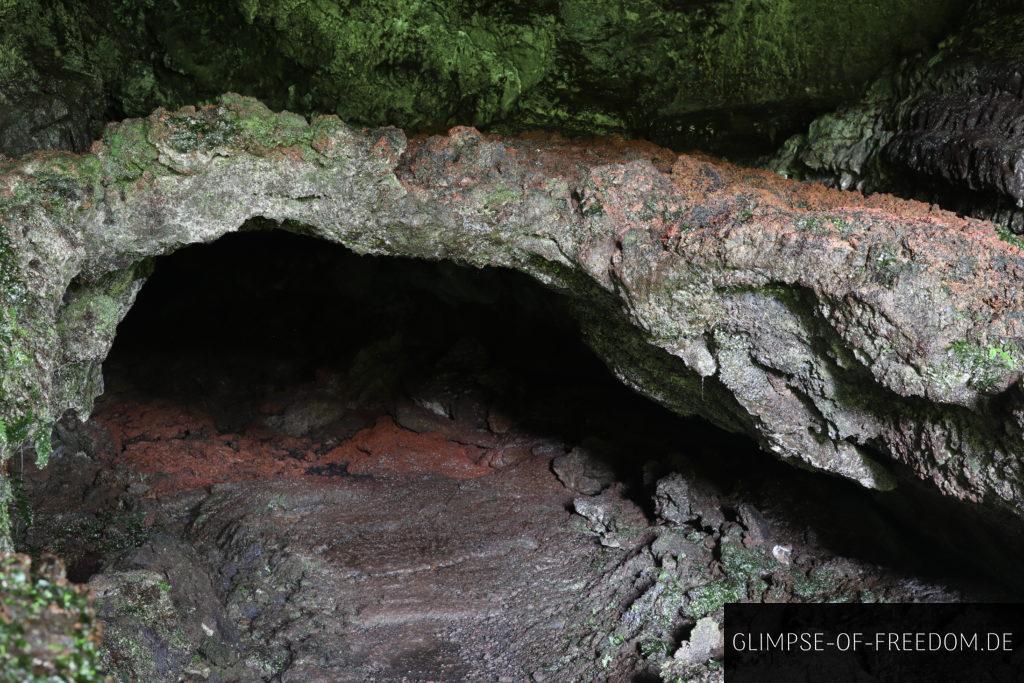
2 95 1023 541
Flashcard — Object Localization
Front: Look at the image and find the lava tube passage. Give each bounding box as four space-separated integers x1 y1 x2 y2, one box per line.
3 3 1024 680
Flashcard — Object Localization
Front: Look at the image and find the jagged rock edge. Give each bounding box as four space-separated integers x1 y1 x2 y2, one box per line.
2 95 1023 541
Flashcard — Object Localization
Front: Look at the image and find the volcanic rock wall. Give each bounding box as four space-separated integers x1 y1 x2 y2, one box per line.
2 95 1023 544
0 0 968 157
772 0 1024 231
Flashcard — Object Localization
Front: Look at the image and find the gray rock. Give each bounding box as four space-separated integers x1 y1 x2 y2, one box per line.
654 474 697 526
573 496 615 535
263 398 345 437
651 528 702 564
738 503 770 547
572 495 633 549
0 65 105 158
771 3 1024 234
3 94 1024 543
772 544 793 565
673 617 724 666
553 447 616 495
655 473 727 530
394 399 447 433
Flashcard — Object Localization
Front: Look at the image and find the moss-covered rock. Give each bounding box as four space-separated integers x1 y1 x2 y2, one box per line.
0 552 103 682
0 0 969 156
770 0 1024 231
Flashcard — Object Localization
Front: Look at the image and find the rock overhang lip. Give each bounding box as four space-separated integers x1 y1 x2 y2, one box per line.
2 94 1023 532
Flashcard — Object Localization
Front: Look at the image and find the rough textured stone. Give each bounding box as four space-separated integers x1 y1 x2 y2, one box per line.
0 0 968 156
552 445 616 495
670 616 724 667
19 358 972 681
0 552 102 681
772 1 1024 232
3 95 1024 542
654 473 697 526
0 75 105 158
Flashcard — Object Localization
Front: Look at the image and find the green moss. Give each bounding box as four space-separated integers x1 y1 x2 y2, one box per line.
685 540 773 618
235 107 309 149
792 566 844 600
96 571 196 681
870 245 903 286
483 186 521 213
685 579 746 619
0 223 48 476
102 119 160 183
58 296 120 341
76 511 149 556
949 339 1022 390
0 553 103 682
640 639 672 658
0 0 969 152
798 216 828 235
163 110 242 154
996 226 1024 250
721 541 774 577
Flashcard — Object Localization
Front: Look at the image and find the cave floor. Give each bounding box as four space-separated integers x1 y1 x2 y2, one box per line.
16 346 985 682
13 231 1004 680
18 364 655 681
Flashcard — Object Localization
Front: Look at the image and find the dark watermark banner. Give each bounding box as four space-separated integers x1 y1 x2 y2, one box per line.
725 603 1024 681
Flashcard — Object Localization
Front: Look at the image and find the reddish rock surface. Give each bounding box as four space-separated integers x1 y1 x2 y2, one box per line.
93 399 508 497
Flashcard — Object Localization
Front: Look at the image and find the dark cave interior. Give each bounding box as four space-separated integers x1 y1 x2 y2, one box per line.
19 228 1022 597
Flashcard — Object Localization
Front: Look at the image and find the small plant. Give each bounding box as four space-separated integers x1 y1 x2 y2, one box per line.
868 245 903 286
798 215 828 235
0 553 103 682
828 215 854 235
165 110 241 153
996 226 1024 250
641 639 672 657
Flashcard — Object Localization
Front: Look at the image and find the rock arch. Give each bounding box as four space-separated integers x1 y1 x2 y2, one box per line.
3 95 1024 541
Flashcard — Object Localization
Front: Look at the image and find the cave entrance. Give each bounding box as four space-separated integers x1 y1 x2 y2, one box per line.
15 227 1018 681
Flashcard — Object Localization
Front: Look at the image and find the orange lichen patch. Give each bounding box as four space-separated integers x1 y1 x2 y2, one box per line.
94 399 308 495
671 153 969 229
92 397 498 497
322 416 492 480
122 436 308 495
267 146 308 162
400 127 677 190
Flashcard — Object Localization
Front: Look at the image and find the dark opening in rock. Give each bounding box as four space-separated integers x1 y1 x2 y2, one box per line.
14 228 1021 681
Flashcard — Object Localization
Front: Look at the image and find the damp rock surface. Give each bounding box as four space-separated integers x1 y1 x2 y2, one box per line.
772 1 1024 232
0 0 968 157
16 413 907 682
0 553 102 680
17 310 977 682
3 95 1024 534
